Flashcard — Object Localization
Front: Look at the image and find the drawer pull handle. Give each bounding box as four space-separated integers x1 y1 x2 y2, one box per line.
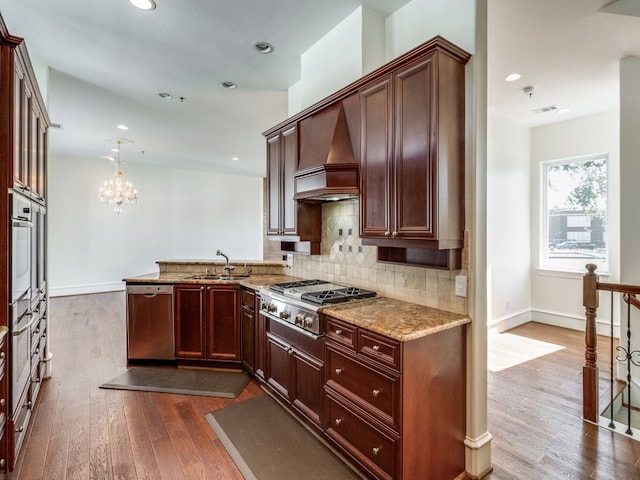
372 447 380 456
372 345 380 352
335 418 343 426
335 368 343 375
15 426 24 433
372 389 380 398
335 329 342 335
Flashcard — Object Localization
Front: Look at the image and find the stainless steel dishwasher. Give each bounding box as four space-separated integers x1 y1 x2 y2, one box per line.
126 284 175 360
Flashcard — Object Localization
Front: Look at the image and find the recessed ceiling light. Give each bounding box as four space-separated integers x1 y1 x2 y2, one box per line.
158 92 173 99
505 73 521 82
222 81 237 89
232 157 240 161
129 0 156 11
253 42 274 54
557 108 571 114
117 124 129 130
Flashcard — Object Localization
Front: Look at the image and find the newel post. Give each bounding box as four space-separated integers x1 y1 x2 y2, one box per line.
583 263 599 422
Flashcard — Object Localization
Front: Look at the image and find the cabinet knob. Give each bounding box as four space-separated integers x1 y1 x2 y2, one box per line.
335 418 343 426
0 459 5 467
384 231 391 236
335 329 342 336
335 368 343 375
372 447 380 456
0 352 4 359
0 398 5 406
15 426 24 433
372 389 380 398
391 231 398 237
372 345 380 352
288 348 294 355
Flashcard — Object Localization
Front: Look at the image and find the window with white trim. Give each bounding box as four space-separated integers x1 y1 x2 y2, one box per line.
541 154 608 272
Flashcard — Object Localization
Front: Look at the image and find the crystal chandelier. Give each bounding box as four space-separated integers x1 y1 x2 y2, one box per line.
98 140 138 214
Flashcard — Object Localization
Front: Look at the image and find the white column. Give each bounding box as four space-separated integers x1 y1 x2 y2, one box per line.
619 56 640 407
465 0 493 477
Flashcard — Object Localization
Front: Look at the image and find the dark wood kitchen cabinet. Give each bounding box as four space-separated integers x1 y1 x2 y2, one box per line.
359 43 469 269
174 284 241 365
240 287 256 373
265 318 324 430
323 315 467 480
1 15 50 474
266 124 321 254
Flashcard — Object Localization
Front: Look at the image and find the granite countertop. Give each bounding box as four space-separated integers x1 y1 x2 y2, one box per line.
320 297 471 342
123 272 300 290
124 273 469 342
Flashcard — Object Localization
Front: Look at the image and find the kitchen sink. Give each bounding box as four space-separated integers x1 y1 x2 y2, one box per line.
188 274 251 280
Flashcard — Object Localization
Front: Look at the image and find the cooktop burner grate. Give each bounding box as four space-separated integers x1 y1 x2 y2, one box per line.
269 279 327 294
301 287 376 306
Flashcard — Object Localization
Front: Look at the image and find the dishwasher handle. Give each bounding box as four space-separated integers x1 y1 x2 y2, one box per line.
126 284 174 295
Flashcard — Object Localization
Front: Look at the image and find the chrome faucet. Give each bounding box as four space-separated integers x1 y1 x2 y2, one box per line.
216 250 234 274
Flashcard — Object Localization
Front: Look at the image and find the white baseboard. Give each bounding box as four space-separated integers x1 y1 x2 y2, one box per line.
49 282 125 297
488 309 532 333
489 308 619 338
531 308 619 338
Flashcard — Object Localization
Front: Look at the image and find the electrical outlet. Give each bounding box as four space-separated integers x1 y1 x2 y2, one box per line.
455 275 467 297
286 253 294 268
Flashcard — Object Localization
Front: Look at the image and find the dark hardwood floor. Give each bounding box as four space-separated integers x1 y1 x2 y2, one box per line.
10 292 640 479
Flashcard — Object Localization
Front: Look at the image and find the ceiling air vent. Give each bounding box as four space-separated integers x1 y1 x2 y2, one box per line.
50 123 63 129
532 105 559 114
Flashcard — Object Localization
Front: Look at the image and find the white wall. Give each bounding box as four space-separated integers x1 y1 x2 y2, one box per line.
385 0 476 59
530 110 620 333
48 156 263 296
288 7 385 115
487 111 531 330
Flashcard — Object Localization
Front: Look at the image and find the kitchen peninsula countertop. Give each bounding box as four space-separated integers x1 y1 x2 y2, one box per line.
319 297 471 342
123 272 300 290
123 272 470 342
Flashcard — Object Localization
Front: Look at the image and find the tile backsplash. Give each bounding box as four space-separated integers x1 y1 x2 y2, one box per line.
277 198 469 315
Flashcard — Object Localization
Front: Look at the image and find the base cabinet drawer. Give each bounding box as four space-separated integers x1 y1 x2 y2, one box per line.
325 394 397 480
326 346 399 429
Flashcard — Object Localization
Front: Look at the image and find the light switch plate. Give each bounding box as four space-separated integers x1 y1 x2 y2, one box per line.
286 253 294 268
455 275 467 297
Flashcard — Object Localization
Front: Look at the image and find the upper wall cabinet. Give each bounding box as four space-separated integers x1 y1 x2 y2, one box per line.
359 43 469 269
266 125 321 254
263 36 470 266
6 36 50 204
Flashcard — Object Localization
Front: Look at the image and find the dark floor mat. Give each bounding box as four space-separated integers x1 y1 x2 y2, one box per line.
206 394 363 480
100 366 250 398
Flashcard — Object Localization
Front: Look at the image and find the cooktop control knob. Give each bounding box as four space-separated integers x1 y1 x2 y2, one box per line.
295 314 305 326
304 317 314 328
267 303 277 313
280 310 290 320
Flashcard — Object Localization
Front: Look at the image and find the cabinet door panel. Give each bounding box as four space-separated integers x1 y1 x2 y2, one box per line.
241 305 255 372
394 55 436 239
206 287 240 361
266 133 281 235
174 286 205 358
13 64 24 189
360 76 392 238
266 332 291 401
281 125 298 234
292 350 323 428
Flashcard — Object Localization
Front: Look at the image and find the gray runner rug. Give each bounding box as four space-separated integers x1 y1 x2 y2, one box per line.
100 366 250 398
206 394 363 480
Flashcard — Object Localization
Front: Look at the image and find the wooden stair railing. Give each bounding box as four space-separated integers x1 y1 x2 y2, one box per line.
583 263 640 424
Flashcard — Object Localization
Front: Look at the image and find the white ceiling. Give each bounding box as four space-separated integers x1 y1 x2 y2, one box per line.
0 0 639 177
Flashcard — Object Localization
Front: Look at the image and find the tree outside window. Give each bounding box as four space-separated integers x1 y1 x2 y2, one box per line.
542 155 608 271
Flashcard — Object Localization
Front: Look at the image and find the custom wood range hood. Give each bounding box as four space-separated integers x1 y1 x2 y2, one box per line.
294 97 360 202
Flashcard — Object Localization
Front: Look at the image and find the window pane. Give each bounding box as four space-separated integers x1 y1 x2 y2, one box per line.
544 156 607 267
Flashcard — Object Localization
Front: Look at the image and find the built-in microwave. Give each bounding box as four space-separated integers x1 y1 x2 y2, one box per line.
10 190 32 303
